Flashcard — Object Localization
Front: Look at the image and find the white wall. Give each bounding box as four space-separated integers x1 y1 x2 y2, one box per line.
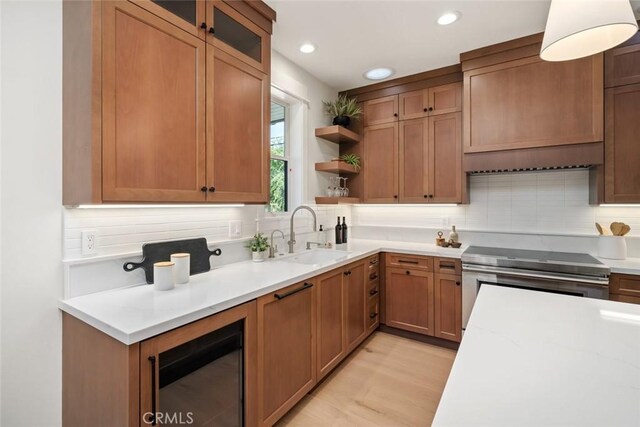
1 1 63 425
0 1 3 420
353 170 640 237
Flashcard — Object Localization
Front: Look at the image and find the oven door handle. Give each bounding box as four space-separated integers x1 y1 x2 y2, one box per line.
462 264 609 286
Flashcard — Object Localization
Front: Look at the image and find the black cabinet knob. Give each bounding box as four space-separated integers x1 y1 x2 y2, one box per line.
423 108 428 112
209 27 215 34
429 194 434 198
209 187 216 193
429 107 433 111
405 270 410 275
394 195 398 199
393 113 398 117
200 186 208 192
456 281 461 286
200 22 207 29
424 195 428 198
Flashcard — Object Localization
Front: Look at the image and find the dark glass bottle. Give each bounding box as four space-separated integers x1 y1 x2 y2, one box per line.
341 217 348 243
335 216 343 245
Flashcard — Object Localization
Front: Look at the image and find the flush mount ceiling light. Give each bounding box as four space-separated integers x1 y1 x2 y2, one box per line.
437 11 460 26
540 0 638 62
299 43 316 54
364 67 395 81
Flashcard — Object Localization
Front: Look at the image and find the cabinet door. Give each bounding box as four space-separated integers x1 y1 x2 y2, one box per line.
385 267 434 336
429 112 462 203
208 47 269 203
464 54 603 153
257 281 316 426
604 84 640 203
605 34 640 88
129 0 206 39
363 122 399 203
102 1 207 202
345 261 367 352
206 0 270 73
364 95 399 126
399 118 429 203
427 82 462 115
399 89 428 120
316 269 346 381
434 274 462 342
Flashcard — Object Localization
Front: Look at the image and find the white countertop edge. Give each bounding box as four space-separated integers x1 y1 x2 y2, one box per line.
59 238 640 346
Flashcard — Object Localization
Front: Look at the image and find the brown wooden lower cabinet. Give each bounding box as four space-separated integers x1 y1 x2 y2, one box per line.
609 273 640 305
385 267 435 335
345 260 367 352
257 280 316 426
434 273 462 342
316 269 346 381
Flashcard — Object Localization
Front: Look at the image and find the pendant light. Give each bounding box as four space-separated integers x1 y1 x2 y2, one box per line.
540 0 638 62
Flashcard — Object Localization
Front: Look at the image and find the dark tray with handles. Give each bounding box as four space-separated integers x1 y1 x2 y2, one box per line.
123 238 222 284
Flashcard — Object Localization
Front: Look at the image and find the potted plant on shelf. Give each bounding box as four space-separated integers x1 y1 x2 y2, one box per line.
247 232 270 262
323 94 362 128
331 153 361 172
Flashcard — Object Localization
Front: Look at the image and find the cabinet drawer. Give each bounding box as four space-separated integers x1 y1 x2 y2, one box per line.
434 257 461 275
386 253 433 271
610 273 640 297
367 297 380 331
368 280 380 299
610 293 640 305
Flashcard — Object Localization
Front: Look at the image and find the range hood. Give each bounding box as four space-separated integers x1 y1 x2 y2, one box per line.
463 141 603 174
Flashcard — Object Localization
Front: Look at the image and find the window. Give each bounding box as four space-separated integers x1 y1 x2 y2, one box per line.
270 101 288 212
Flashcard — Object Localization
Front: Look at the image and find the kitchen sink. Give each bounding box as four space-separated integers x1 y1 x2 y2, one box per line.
281 249 351 266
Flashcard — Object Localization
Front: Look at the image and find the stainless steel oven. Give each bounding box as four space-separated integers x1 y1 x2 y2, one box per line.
461 247 610 332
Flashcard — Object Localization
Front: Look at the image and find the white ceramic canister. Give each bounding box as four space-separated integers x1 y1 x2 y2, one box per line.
597 236 627 260
171 253 190 284
154 261 175 291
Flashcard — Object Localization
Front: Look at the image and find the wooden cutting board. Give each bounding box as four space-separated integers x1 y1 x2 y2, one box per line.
123 238 222 284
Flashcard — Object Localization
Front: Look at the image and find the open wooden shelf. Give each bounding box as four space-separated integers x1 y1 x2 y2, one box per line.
315 126 360 144
314 161 359 174
315 197 361 205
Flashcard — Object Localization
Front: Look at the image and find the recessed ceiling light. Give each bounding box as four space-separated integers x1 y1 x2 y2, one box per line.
299 43 316 53
364 67 395 81
437 11 460 26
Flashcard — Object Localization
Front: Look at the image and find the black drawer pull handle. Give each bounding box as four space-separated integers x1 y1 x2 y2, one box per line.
274 282 313 300
370 312 378 319
149 356 157 426
369 289 379 296
439 262 456 270
398 259 419 264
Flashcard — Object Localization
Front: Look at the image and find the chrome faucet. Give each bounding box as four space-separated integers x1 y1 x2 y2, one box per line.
288 205 317 253
269 229 285 258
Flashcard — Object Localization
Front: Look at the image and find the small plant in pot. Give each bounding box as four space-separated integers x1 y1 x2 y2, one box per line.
323 94 362 128
247 233 269 262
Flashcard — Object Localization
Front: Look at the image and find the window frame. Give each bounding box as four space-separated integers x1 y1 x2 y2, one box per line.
269 100 290 213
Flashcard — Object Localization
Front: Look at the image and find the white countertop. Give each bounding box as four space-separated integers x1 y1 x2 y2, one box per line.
433 285 640 427
59 239 465 344
599 256 640 275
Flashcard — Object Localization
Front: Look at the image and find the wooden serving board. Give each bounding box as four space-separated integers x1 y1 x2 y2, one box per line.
123 238 222 284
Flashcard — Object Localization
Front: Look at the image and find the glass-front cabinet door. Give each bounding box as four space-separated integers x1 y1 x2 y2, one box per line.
130 0 207 39
206 0 270 73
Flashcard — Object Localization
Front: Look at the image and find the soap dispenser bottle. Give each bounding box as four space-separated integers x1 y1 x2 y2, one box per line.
449 225 459 243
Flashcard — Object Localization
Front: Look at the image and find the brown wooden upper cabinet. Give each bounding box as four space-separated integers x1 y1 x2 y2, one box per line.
463 54 603 153
398 82 462 120
363 122 399 203
62 0 275 205
363 95 399 126
604 34 640 203
399 113 462 203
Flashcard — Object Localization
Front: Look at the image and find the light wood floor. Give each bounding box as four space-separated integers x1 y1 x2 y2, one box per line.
277 332 456 427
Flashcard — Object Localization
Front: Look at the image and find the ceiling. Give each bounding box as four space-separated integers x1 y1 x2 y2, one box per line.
266 0 640 91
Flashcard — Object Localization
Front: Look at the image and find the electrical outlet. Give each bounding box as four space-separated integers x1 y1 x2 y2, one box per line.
228 220 242 238
81 230 98 256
